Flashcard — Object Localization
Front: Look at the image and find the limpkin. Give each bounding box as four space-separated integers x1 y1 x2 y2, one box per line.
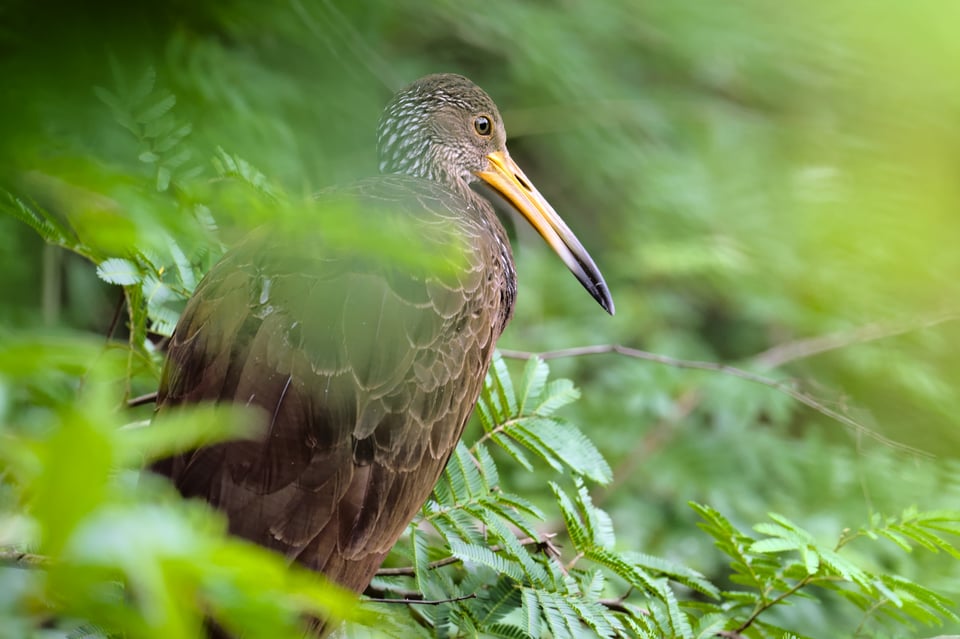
152 73 613 625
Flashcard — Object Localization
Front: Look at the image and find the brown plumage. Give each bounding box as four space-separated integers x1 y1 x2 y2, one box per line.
152 73 612 628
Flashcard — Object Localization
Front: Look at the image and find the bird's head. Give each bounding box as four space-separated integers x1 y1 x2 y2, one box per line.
377 73 614 315
377 73 505 185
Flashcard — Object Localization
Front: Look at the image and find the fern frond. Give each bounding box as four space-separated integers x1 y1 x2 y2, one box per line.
212 147 281 201
534 379 581 416
96 258 142 285
517 356 549 414
485 353 517 419
567 597 617 638
624 552 719 599
1 190 76 248
448 540 526 583
590 547 662 595
531 419 611 484
691 612 729 639
483 623 533 639
572 477 615 548
474 576 522 625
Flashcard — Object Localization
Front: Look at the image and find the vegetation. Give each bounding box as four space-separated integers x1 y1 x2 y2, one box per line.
1 1 958 637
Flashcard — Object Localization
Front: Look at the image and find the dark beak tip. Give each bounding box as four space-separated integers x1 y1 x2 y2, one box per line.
598 290 615 316
584 280 615 315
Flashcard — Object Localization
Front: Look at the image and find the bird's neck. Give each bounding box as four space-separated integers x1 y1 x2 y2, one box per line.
464 184 517 333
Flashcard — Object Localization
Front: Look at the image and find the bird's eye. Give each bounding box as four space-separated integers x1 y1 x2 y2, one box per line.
474 115 492 136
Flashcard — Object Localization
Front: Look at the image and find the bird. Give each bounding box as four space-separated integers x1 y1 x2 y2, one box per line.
151 73 613 627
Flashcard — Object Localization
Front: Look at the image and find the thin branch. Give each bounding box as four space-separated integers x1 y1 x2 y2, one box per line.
376 534 555 576
0 551 51 568
735 576 814 634
498 345 929 457
127 391 158 408
598 587 636 614
376 555 458 577
364 590 477 605
470 416 522 454
105 290 126 342
563 551 584 574
752 311 960 368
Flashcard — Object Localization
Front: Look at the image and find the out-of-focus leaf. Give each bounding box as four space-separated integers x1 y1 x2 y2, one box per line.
96 257 142 285
31 409 114 555
118 404 263 465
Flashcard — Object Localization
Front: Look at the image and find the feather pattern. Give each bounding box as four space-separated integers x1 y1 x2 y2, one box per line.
153 174 515 593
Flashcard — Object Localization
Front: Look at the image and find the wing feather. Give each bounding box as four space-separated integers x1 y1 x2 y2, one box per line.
152 176 512 592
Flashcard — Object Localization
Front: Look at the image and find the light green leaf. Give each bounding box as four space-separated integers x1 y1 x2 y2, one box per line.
96 258 142 285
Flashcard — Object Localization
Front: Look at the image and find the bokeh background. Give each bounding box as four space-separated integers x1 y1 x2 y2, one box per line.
2 0 959 636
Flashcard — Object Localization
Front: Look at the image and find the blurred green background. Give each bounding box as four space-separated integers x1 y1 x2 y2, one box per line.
2 0 959 636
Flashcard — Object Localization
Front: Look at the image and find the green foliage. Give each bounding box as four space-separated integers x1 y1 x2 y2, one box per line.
692 503 960 637
476 356 611 483
0 337 362 638
2 2 960 638
93 65 200 193
358 357 960 638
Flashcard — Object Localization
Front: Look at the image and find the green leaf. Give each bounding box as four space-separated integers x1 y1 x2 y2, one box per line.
135 93 176 124
800 544 820 575
32 409 114 555
484 623 533 639
519 587 541 638
572 476 615 548
586 546 661 594
448 540 525 583
534 379 580 416
487 353 517 418
749 538 804 554
1 189 74 247
116 404 261 465
517 356 549 414
535 591 579 639
490 432 534 471
817 548 870 589
410 527 436 600
96 258 142 285
156 165 172 192
550 481 589 552
128 66 157 104
529 419 612 484
625 552 720 599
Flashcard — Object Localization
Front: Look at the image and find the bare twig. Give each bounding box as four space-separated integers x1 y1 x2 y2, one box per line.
105 290 127 342
498 345 929 457
376 534 556 577
734 576 815 634
597 587 636 614
364 590 477 605
752 311 960 368
0 551 50 568
127 391 158 408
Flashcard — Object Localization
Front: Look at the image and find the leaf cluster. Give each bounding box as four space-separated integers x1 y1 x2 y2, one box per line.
350 357 960 638
0 340 362 638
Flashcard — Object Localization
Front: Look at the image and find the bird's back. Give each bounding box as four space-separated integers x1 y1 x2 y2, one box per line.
153 175 515 592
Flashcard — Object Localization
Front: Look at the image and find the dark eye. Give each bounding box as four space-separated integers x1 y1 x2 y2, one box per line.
474 115 492 136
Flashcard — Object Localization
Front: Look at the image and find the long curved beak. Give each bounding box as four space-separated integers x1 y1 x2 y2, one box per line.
476 150 614 315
